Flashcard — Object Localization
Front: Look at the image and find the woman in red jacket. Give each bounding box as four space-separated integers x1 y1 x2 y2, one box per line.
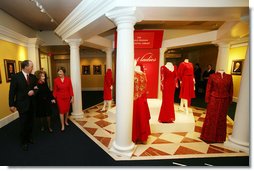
53 67 74 131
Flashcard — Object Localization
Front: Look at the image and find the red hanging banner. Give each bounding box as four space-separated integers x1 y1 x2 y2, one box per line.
114 30 164 98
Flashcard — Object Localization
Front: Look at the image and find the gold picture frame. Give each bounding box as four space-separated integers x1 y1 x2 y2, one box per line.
231 59 244 75
4 59 16 82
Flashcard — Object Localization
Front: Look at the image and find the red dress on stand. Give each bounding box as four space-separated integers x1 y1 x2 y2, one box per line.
178 62 195 106
200 72 233 143
53 77 74 114
103 69 113 100
158 65 178 123
132 71 151 143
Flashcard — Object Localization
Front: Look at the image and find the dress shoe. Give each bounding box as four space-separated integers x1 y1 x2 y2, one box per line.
22 144 28 151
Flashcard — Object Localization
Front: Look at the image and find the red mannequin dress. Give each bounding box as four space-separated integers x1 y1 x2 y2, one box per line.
103 69 113 100
53 77 74 114
200 72 233 143
158 65 178 123
178 61 195 106
132 71 151 143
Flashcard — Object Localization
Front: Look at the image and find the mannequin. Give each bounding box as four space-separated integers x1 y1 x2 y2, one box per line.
101 68 113 112
165 62 174 72
158 62 178 123
178 58 195 114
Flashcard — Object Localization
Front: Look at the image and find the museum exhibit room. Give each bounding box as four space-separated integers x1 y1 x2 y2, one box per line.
0 0 250 166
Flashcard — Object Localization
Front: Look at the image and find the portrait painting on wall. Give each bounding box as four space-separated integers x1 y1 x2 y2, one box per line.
93 65 102 75
4 59 16 82
82 65 90 75
18 61 22 72
0 66 2 84
231 59 244 75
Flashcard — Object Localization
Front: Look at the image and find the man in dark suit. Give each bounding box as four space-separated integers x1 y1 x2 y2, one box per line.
9 60 37 151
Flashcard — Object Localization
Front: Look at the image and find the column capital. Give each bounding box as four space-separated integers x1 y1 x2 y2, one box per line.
27 38 44 48
65 39 83 47
102 47 113 53
212 39 232 48
106 7 143 29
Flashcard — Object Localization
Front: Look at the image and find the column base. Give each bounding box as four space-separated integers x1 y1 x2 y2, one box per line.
71 111 84 119
224 136 249 154
109 140 136 157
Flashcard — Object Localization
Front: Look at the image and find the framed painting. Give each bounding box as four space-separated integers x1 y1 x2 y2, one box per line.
18 61 22 72
231 59 244 75
82 65 90 75
0 66 2 84
93 65 102 75
4 59 16 82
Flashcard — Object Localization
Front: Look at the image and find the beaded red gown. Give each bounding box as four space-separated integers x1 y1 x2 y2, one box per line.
132 71 151 143
178 62 195 106
200 72 233 143
158 65 178 123
103 69 113 100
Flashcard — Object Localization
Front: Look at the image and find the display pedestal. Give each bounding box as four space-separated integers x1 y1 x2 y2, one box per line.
107 99 195 133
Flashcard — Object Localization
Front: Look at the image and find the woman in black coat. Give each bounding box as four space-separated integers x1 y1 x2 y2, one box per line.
35 70 55 132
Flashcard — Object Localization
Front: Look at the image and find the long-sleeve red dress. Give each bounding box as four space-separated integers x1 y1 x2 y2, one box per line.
53 77 74 114
132 71 151 143
200 72 233 143
178 62 195 106
158 65 178 123
103 69 113 100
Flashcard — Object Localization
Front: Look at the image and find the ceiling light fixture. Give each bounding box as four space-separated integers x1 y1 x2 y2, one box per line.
29 0 58 24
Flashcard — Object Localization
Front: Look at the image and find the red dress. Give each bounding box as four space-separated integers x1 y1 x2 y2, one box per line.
132 71 151 143
178 62 195 106
200 72 233 143
158 65 178 123
103 69 113 100
53 77 74 114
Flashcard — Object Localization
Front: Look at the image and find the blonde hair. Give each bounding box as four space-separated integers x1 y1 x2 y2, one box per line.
34 70 46 80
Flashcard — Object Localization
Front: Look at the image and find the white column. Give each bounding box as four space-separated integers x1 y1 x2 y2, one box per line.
224 48 249 153
27 38 42 73
66 39 84 119
106 7 141 157
103 48 113 69
215 42 230 72
157 47 166 99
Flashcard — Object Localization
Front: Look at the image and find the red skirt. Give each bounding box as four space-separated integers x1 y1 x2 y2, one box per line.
56 97 71 114
132 94 151 143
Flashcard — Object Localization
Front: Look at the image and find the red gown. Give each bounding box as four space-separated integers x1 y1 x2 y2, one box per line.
158 65 178 123
132 71 151 143
103 69 113 100
178 62 195 106
200 72 233 143
53 77 74 114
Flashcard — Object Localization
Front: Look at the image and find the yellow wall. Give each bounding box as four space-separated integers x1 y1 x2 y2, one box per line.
0 40 28 119
227 45 247 99
80 57 106 89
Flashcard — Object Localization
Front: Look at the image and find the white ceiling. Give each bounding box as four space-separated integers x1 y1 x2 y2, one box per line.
0 0 81 30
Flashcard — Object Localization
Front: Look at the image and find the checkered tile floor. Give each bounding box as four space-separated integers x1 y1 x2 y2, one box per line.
70 102 248 161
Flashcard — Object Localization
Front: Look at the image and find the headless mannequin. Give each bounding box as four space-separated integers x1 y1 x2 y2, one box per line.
218 69 225 78
135 65 143 74
101 68 113 112
165 62 174 72
179 58 190 114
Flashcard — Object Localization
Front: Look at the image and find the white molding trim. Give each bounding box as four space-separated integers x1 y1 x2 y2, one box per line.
162 30 217 48
0 25 29 46
55 0 115 40
0 111 19 128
